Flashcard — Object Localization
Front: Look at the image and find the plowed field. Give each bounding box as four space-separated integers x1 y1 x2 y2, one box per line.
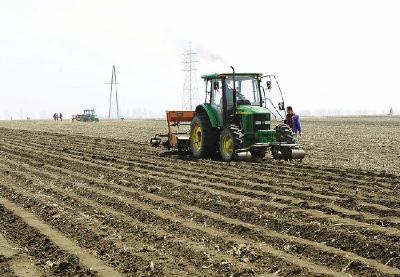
0 117 399 276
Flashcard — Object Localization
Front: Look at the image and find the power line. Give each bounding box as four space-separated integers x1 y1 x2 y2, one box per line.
182 43 199 110
105 65 120 119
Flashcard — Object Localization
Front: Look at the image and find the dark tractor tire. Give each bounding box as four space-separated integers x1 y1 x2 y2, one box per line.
272 124 297 161
271 147 282 160
219 125 243 161
250 149 266 160
190 113 217 158
275 124 296 144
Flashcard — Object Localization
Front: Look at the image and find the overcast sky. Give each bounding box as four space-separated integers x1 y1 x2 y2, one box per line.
1 0 399 119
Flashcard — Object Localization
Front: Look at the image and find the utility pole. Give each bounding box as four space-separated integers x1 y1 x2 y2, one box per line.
182 43 199 110
106 65 120 119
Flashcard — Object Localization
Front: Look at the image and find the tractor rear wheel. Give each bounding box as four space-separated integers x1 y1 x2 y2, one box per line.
219 125 243 161
190 113 217 158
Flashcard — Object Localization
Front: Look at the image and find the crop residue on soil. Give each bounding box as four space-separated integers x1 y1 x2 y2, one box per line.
0 117 399 276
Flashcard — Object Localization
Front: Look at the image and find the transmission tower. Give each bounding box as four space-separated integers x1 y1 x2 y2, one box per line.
106 65 120 119
182 44 199 110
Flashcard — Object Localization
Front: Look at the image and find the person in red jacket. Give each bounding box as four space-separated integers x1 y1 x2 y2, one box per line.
284 106 301 136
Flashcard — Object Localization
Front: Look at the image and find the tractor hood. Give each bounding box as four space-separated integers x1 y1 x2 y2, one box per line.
236 105 269 115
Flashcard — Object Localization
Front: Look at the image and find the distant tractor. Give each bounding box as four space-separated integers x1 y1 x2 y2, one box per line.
151 67 305 161
72 109 99 122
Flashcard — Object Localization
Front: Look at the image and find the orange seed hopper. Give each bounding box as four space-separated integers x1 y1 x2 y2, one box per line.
150 111 195 151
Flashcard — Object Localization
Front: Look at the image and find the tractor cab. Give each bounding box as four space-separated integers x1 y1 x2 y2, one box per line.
203 73 263 127
84 109 95 116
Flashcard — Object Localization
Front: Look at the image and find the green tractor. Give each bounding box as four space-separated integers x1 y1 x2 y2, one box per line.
72 109 99 122
190 67 305 161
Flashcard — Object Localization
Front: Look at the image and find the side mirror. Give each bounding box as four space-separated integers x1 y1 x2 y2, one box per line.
278 102 285 111
261 86 266 106
266 81 272 90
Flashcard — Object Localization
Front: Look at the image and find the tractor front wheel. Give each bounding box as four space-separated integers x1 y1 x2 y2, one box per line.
219 126 243 161
275 124 296 144
190 113 217 158
272 124 297 161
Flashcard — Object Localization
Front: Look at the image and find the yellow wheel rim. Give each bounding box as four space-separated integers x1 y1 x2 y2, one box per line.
222 133 233 157
191 123 202 152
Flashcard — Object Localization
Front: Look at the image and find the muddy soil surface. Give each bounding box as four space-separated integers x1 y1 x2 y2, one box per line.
0 118 399 276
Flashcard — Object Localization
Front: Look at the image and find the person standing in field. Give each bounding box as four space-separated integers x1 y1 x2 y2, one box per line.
59 113 63 121
53 113 57 121
284 106 301 137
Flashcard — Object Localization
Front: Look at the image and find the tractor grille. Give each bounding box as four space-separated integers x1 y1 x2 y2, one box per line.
253 113 271 131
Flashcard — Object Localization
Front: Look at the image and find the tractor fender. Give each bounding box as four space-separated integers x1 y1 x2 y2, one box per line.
195 104 219 128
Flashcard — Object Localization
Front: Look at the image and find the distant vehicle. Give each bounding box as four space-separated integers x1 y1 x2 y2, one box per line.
72 109 99 122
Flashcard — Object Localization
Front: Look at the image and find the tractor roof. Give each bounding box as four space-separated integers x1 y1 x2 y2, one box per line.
201 73 262 80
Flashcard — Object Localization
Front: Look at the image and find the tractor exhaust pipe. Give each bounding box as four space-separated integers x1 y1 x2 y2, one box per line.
230 66 237 111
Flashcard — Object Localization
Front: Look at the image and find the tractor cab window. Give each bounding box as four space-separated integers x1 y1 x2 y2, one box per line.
226 76 261 106
211 79 223 107
211 79 223 126
205 80 212 103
